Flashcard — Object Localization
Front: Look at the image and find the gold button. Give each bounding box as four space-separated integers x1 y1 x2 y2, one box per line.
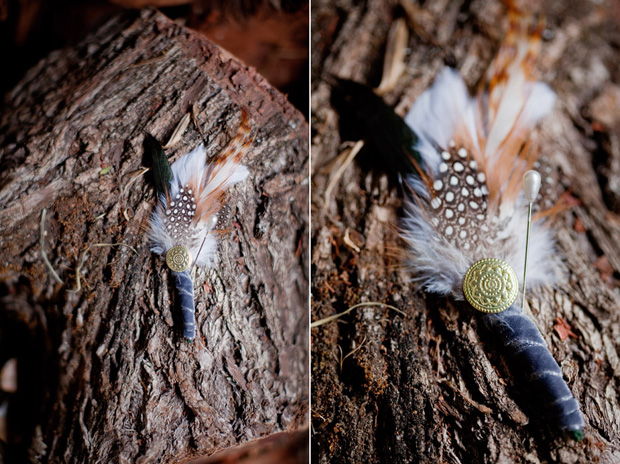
463 258 518 313
165 246 192 272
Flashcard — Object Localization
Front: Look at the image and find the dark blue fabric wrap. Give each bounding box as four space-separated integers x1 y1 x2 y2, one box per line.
173 270 196 340
481 305 584 433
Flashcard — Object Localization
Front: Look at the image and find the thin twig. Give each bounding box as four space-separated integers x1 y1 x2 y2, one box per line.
311 301 406 328
70 243 137 293
40 208 64 284
121 167 150 197
342 335 367 363
439 379 493 414
333 344 343 371
192 103 208 145
323 140 365 203
128 48 173 68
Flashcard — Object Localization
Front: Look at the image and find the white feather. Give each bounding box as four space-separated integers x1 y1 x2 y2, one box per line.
485 81 556 164
148 198 219 267
404 68 478 174
401 183 470 297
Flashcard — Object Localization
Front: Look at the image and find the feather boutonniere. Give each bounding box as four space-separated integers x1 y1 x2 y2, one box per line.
399 11 585 439
330 8 586 440
147 110 252 341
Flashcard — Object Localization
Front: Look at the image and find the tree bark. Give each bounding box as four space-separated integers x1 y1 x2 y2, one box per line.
311 0 620 463
0 8 308 463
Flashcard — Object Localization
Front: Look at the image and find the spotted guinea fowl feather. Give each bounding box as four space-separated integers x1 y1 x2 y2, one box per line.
148 110 252 340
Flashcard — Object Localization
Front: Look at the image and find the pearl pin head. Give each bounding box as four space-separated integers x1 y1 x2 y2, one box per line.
523 170 542 203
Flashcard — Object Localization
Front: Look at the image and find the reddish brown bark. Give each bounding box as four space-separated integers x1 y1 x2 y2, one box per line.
312 0 620 462
0 8 308 463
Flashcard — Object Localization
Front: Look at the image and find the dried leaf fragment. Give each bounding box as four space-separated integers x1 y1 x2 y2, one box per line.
554 317 578 341
574 217 586 233
594 255 614 284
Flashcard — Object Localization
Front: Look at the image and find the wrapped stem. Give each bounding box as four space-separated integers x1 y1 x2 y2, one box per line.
173 270 196 341
481 305 585 439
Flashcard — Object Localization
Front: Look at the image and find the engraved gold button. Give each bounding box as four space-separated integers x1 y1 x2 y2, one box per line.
463 258 518 313
165 246 192 272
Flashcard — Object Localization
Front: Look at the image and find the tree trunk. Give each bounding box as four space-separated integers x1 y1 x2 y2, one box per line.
0 8 308 463
311 0 620 463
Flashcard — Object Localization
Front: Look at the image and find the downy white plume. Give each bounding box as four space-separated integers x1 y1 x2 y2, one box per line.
148 112 252 268
401 12 562 300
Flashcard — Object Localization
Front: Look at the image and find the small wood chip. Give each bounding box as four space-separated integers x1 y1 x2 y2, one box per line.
376 18 409 95
0 358 18 393
163 112 191 149
343 228 365 253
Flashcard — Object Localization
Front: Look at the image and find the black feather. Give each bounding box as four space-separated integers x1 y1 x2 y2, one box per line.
144 133 173 197
330 78 424 179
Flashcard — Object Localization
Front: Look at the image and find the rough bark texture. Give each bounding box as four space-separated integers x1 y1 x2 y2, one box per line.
311 0 620 463
0 8 308 463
